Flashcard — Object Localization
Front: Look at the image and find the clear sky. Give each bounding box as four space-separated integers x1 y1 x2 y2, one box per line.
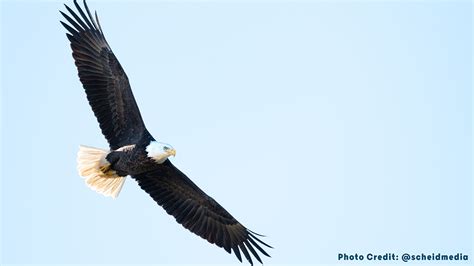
1 0 472 265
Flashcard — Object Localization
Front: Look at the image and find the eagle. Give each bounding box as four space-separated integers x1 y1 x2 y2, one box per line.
60 0 272 264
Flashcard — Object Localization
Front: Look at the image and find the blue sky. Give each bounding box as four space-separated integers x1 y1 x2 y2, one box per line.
1 0 472 265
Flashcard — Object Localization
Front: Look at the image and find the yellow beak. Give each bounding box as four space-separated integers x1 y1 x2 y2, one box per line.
167 149 177 157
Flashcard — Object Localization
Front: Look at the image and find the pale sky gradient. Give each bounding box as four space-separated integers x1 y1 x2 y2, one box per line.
1 0 472 265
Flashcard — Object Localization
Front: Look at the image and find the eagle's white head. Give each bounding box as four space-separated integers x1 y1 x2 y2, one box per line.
146 141 176 163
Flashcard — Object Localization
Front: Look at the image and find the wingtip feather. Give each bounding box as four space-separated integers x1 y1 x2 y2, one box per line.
239 243 253 266
244 240 262 264
248 232 273 249
232 246 243 263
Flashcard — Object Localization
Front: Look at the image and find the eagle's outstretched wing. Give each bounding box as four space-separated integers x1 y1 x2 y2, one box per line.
133 161 272 265
61 0 152 149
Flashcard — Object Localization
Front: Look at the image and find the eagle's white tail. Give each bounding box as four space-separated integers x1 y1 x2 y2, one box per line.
77 145 126 198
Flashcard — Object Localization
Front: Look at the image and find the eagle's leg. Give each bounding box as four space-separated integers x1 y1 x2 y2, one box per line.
99 164 111 173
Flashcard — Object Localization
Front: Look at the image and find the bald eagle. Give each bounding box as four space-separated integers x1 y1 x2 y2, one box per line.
60 0 271 264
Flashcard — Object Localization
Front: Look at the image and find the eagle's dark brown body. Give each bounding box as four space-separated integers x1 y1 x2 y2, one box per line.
106 143 156 177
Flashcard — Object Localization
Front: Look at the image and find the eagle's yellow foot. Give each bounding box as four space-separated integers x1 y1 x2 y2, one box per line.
99 165 111 173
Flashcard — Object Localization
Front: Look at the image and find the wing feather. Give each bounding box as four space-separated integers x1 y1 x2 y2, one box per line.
133 161 272 265
61 0 152 149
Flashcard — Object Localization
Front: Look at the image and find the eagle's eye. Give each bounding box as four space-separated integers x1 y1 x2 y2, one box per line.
163 146 170 151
